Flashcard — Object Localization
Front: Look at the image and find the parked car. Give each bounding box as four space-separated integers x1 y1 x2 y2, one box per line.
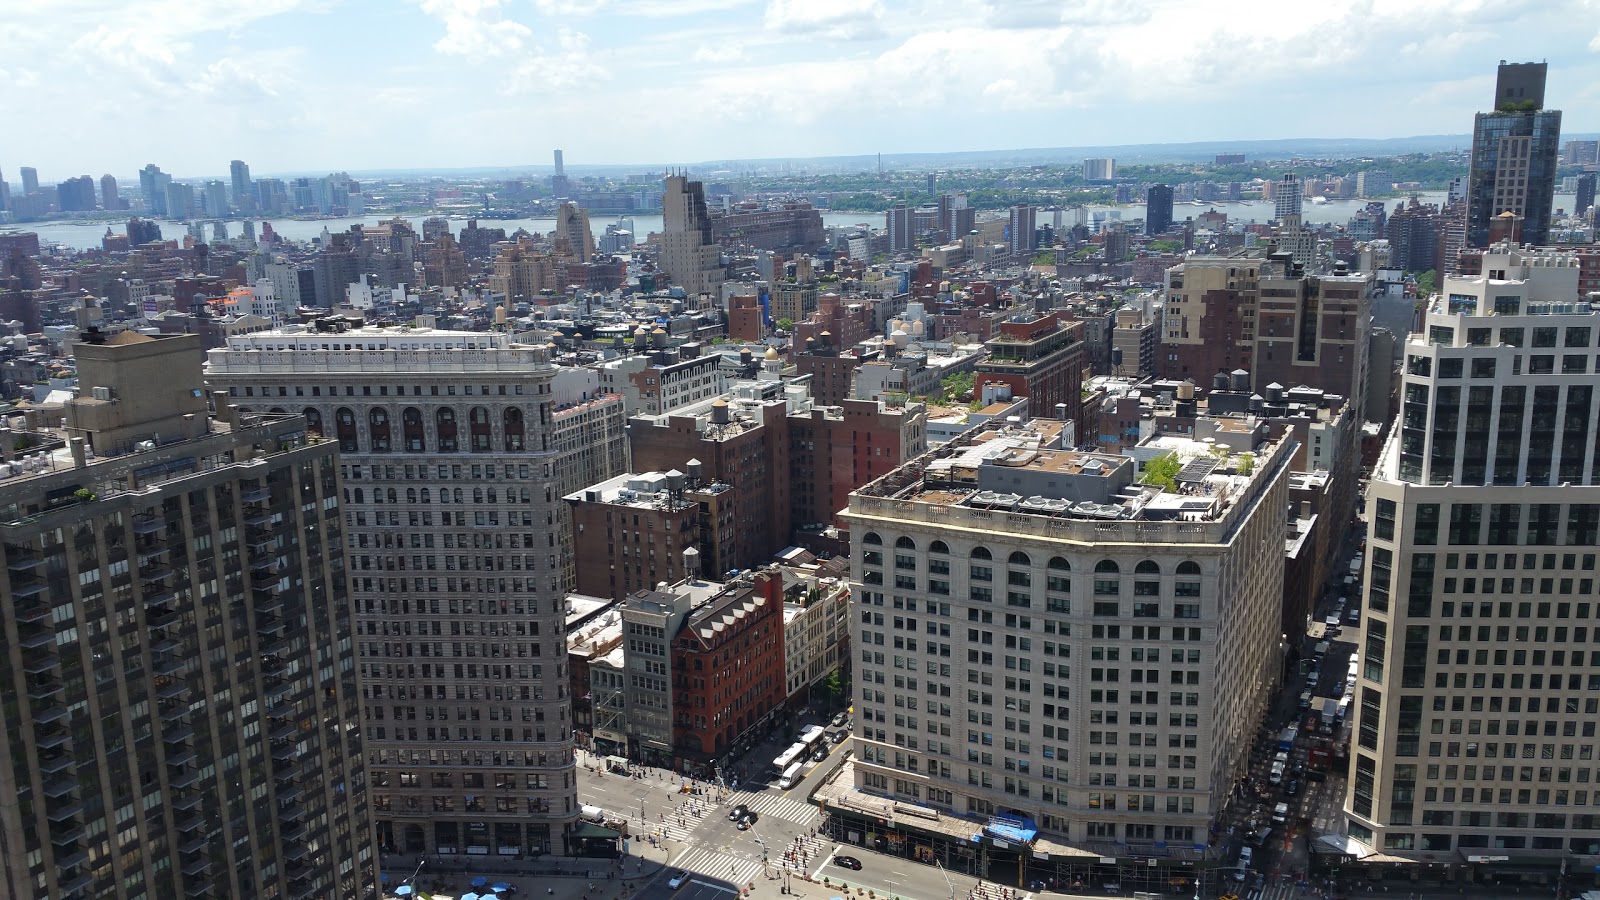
835 856 862 871
1285 779 1302 797
831 712 848 727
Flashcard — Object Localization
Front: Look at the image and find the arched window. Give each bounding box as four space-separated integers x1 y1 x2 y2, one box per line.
1135 560 1161 575
368 407 392 452
402 407 426 452
862 533 883 545
1048 557 1071 571
1094 559 1120 574
504 407 525 451
406 488 417 504
335 407 357 453
1008 551 1031 566
970 546 992 560
268 406 287 414
420 488 432 504
1176 561 1202 575
929 540 949 555
469 406 492 452
436 407 459 452
895 536 916 550
303 408 323 438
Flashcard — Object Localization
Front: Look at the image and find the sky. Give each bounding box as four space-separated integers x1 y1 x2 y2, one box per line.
2 0 1599 181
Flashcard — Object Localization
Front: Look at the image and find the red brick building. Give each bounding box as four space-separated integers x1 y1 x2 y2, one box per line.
671 570 787 764
728 294 765 342
788 398 927 529
974 314 1085 428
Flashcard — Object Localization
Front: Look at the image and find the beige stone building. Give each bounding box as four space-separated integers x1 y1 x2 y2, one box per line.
205 320 581 858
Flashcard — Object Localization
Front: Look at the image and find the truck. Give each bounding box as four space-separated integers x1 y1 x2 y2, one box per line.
1321 699 1338 730
1349 557 1362 576
1277 726 1298 752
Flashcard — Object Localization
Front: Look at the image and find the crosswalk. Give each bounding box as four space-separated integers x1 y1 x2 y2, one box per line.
1221 878 1303 900
673 846 765 888
736 791 820 825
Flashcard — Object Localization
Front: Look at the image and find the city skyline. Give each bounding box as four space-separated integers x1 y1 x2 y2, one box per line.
2 0 1598 179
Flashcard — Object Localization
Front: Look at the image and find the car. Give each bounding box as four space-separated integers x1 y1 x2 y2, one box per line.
736 811 758 830
1307 668 1321 684
812 746 828 762
668 871 689 890
727 804 747 822
1285 779 1302 797
832 712 848 727
834 856 862 871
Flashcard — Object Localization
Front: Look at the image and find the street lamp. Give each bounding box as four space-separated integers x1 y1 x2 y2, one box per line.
934 858 956 900
751 828 772 878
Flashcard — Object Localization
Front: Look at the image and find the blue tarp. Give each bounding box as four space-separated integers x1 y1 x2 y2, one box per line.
984 813 1038 844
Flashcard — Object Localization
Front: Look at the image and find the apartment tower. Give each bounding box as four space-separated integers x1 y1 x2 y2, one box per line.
1466 62 1562 248
205 319 580 858
0 331 374 900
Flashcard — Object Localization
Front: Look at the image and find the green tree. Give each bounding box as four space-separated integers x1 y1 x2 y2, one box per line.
823 669 846 707
939 371 975 404
775 317 794 333
1140 452 1182 492
1414 269 1437 298
1031 250 1056 266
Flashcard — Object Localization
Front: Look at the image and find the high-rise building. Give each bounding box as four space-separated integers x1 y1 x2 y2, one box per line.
205 322 580 859
0 331 376 899
1344 244 1600 872
0 167 10 211
203 180 229 218
1272 173 1303 221
1466 61 1562 248
55 175 97 212
19 166 38 195
1083 158 1116 182
139 164 170 217
1008 204 1038 254
1145 184 1174 236
659 175 724 309
554 201 594 263
550 149 571 199
886 203 914 252
100 173 118 209
165 181 195 220
975 314 1085 428
836 416 1293 884
1357 171 1394 198
937 193 974 243
230 159 252 210
1577 173 1596 220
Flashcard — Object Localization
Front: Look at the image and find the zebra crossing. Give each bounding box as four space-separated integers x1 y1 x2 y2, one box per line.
736 791 820 825
673 846 765 888
645 815 700 845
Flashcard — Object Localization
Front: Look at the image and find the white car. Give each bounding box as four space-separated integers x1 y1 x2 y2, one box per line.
668 870 689 890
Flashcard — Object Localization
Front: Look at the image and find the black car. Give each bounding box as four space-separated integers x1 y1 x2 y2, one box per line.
834 856 862 871
727 804 747 822
1285 779 1303 797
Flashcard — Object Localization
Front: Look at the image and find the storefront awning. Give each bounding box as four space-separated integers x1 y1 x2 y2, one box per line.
571 822 621 840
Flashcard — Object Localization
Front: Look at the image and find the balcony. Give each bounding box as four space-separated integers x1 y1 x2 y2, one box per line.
150 638 182 657
153 656 184 677
147 607 179 629
12 578 47 598
34 727 69 750
42 775 77 799
163 724 196 745
277 801 304 821
33 704 68 726
14 599 49 622
133 514 168 535
241 486 271 503
276 784 304 803
243 510 271 528
181 856 211 877
178 835 208 855
271 742 298 762
144 589 176 609
167 747 198 768
290 879 318 900
18 625 54 650
22 649 59 675
156 679 188 701
6 550 42 572
279 819 307 841
54 847 88 869
270 721 299 742
175 813 205 833
182 877 215 898
46 801 82 823
139 565 174 584
172 789 203 810
256 617 287 638
57 872 92 895
252 589 283 613
169 769 200 790
37 750 73 775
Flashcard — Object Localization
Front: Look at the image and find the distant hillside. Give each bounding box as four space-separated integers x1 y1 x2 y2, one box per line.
327 133 1599 179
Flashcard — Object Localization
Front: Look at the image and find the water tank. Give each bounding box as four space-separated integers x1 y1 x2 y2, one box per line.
1176 381 1195 401
664 469 685 493
683 546 701 576
711 400 732 425
686 458 704 484
1230 369 1250 392
1212 371 1230 391
1265 382 1285 402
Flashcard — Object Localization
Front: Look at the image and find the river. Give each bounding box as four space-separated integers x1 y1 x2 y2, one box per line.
16 191 1576 252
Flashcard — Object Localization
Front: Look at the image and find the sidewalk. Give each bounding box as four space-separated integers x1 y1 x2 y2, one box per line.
381 852 669 900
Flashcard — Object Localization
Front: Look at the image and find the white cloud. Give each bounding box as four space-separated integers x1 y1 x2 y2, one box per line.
419 0 533 56
533 0 607 15
764 0 885 40
507 28 607 93
691 42 746 64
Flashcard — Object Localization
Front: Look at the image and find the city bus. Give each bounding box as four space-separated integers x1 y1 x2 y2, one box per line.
797 724 826 752
772 742 807 775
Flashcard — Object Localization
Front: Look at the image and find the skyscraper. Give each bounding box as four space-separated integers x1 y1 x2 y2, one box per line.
1577 173 1596 221
885 203 914 252
1272 173 1303 221
1145 184 1174 235
230 159 252 210
1083 158 1116 182
19 166 38 195
1466 61 1562 248
140 164 171 217
1008 203 1037 254
0 167 10 211
55 175 97 212
100 173 118 209
206 322 581 859
0 331 376 899
659 174 724 309
1345 243 1600 870
550 149 571 198
203 180 229 218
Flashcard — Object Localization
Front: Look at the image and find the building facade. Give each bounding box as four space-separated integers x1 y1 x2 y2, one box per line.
838 419 1292 886
205 320 580 859
1466 62 1562 248
1344 246 1600 882
0 332 374 900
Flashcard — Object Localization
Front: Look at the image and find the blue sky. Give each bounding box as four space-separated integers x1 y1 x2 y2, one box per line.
3 0 1598 181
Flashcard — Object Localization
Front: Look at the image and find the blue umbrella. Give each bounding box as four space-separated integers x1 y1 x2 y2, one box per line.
394 888 413 897
461 893 480 900
491 884 512 894
471 877 489 888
